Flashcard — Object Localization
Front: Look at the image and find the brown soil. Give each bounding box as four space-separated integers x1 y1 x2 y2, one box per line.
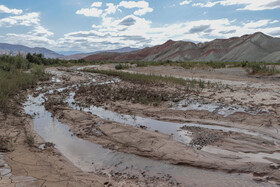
2 65 280 186
0 106 112 186
0 69 174 186
71 65 280 184
76 79 184 107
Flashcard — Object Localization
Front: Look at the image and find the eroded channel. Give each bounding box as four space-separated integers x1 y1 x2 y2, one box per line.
22 88 272 186
67 92 279 146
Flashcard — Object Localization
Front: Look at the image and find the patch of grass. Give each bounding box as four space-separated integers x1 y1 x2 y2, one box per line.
0 70 35 112
0 58 47 113
199 80 205 89
245 63 280 75
115 64 130 70
180 61 226 69
153 101 160 107
131 61 280 74
25 135 35 147
0 55 31 70
83 69 229 93
84 69 193 86
133 61 237 70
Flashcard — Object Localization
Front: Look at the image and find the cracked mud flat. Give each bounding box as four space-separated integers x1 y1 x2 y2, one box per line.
3 65 280 186
0 153 38 186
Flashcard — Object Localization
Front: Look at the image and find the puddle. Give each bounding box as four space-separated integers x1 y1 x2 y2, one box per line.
171 99 269 117
47 69 63 83
76 65 97 70
22 90 268 186
51 77 62 83
98 78 121 85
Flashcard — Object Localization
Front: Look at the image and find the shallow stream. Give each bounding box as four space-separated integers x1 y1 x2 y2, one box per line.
21 69 280 186
22 90 271 186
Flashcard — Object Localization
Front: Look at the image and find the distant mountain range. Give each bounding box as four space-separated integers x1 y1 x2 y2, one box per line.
0 43 139 60
85 32 280 63
1 32 280 62
57 51 82 56
61 47 139 60
0 43 64 59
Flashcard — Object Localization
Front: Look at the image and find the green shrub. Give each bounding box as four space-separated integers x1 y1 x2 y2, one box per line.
246 63 280 75
115 64 130 70
25 135 35 147
0 56 46 113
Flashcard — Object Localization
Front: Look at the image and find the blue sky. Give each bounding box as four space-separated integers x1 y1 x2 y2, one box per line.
0 0 280 52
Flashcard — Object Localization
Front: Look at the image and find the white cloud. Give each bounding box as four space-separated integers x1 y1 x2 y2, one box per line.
58 14 153 51
134 7 153 16
0 7 54 48
0 12 40 27
58 13 280 52
193 0 280 11
91 2 102 7
76 7 103 17
243 20 273 29
0 5 22 15
59 0 280 51
118 1 148 9
118 1 153 16
3 1 280 52
271 20 279 24
30 25 54 37
76 1 153 18
104 3 118 16
193 2 219 8
180 1 192 6
5 33 55 47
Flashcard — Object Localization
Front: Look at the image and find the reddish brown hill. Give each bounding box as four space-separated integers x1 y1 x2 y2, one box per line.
84 32 280 62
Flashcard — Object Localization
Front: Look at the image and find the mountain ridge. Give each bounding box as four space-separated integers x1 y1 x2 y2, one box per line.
0 43 63 59
62 47 139 60
84 32 280 62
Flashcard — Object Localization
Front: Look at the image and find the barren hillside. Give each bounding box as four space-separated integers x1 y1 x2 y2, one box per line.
85 32 280 62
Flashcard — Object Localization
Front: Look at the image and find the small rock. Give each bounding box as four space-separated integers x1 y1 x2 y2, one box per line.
104 181 109 185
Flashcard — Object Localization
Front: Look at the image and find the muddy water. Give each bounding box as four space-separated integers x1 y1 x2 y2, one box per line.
171 99 269 117
76 65 97 70
67 92 279 146
67 90 280 166
23 92 270 186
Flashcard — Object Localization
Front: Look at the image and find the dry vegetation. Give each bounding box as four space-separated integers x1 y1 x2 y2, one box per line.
77 82 181 107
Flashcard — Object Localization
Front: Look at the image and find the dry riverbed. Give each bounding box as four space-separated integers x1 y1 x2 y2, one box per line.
1 64 280 186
